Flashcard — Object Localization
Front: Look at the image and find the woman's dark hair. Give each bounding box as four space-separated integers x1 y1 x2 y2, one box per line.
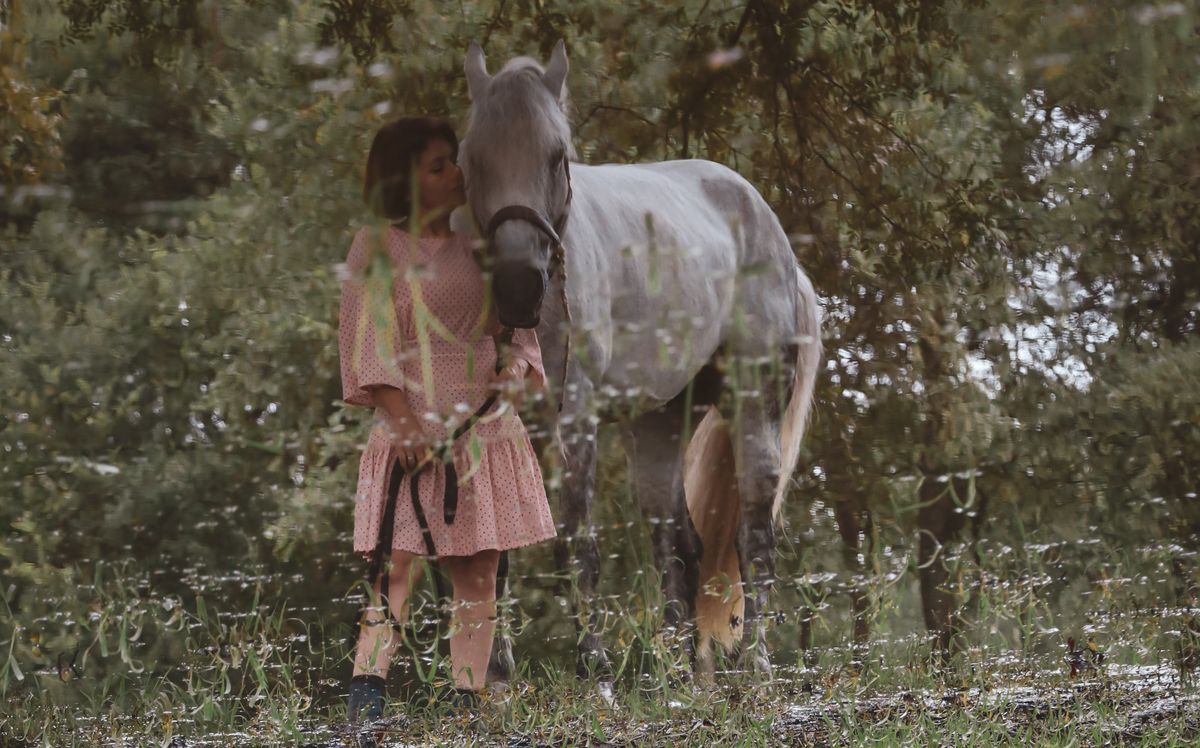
363 116 459 221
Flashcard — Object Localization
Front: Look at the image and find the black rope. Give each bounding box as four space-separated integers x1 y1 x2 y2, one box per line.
437 354 510 526
352 457 408 650
368 458 406 609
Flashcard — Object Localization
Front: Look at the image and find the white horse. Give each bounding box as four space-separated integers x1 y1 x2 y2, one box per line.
460 41 821 679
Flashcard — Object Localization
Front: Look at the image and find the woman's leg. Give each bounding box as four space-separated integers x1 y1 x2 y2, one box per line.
353 549 424 678
443 549 501 691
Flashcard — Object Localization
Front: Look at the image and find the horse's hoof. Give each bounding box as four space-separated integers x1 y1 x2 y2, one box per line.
487 679 511 699
488 634 516 683
596 680 616 709
735 642 774 682
576 644 612 682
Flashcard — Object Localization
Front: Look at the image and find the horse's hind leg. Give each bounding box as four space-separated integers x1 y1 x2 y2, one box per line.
917 475 972 662
833 492 875 649
622 407 704 672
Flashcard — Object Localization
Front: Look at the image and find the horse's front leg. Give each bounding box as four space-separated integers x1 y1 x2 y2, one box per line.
486 551 516 685
553 380 610 681
622 408 703 674
726 394 784 678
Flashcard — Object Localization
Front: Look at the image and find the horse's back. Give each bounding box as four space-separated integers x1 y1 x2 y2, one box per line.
566 157 806 394
574 159 791 264
578 158 768 210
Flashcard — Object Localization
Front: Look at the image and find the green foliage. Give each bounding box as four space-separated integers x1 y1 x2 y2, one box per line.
1 9 64 191
58 0 213 66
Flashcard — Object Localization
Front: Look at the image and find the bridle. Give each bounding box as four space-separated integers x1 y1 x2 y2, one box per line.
483 156 573 279
481 156 574 414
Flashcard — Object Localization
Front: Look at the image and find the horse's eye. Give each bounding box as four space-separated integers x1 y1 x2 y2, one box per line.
548 151 564 174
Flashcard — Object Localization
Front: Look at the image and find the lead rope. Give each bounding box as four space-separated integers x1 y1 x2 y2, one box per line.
552 241 572 415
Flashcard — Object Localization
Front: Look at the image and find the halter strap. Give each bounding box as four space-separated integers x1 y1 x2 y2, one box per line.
486 205 560 247
484 158 573 256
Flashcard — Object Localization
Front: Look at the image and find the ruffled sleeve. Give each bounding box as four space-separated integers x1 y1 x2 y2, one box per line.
338 227 406 407
510 327 547 392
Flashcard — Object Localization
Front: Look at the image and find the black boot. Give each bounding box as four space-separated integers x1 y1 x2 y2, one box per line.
347 674 386 746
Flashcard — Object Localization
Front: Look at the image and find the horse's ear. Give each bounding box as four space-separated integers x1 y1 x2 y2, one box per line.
543 39 569 104
465 41 491 100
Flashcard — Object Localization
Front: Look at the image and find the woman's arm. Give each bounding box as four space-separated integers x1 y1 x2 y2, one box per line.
508 328 547 391
366 385 429 471
338 227 407 406
489 327 546 408
367 385 421 427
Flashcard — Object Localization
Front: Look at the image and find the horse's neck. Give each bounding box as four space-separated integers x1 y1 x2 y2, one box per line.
561 164 644 262
557 164 688 352
563 162 710 273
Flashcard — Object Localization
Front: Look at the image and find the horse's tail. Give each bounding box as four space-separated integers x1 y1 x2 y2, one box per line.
687 263 822 674
773 265 822 520
685 407 743 675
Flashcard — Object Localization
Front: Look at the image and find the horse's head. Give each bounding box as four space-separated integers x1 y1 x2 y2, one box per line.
462 40 574 329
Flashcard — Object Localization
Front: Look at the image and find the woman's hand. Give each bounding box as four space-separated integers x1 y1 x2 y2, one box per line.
489 358 531 408
366 385 431 473
386 414 430 473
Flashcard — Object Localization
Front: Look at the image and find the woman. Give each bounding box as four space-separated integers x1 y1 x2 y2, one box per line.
339 116 555 731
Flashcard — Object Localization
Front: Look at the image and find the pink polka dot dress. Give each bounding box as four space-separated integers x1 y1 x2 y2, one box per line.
338 225 556 557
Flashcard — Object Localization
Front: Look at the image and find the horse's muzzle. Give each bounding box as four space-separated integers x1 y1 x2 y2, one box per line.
493 262 547 329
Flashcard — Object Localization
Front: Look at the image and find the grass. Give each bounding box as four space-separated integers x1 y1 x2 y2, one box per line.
3 533 1198 746
3 435 1199 745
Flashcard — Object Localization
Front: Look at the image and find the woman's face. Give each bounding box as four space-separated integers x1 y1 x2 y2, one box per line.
414 138 465 217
